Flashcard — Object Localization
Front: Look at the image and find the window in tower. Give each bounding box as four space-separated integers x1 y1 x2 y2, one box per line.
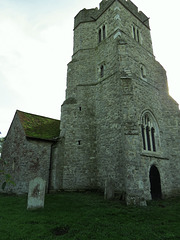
141 125 146 150
100 65 104 78
146 126 151 151
99 28 102 43
132 25 141 44
103 25 106 40
140 65 147 79
98 24 107 43
141 111 160 153
133 26 136 40
137 29 140 42
151 127 156 152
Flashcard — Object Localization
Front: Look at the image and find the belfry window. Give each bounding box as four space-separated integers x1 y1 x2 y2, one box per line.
141 112 160 152
103 25 106 40
137 29 140 42
133 26 136 40
99 29 102 43
132 25 141 43
98 24 106 43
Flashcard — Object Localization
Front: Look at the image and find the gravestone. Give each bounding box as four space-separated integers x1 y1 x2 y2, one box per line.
126 195 147 206
104 179 114 200
27 177 46 210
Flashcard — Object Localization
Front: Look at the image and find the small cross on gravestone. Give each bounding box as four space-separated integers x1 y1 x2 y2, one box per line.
27 177 46 210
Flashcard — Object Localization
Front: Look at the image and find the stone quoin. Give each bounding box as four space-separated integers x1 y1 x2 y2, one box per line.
1 0 180 205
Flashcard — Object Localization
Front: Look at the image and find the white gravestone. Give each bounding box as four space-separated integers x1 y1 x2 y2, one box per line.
27 177 46 210
104 179 115 200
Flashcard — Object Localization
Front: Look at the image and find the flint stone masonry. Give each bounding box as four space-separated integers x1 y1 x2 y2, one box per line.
74 0 150 29
53 0 180 204
0 110 59 194
1 0 180 205
27 177 46 210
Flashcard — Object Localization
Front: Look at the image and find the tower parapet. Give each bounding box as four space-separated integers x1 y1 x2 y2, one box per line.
74 0 150 29
60 0 180 205
74 8 98 29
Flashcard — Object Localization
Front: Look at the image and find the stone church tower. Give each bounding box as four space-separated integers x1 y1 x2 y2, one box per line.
52 0 180 204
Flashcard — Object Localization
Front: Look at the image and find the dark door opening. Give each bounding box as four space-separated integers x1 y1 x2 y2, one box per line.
149 165 162 200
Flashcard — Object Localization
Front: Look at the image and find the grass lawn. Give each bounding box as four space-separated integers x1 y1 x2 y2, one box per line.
0 192 180 240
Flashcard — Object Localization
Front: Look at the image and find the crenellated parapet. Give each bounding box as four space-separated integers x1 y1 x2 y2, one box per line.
74 8 99 29
74 0 150 29
60 0 180 204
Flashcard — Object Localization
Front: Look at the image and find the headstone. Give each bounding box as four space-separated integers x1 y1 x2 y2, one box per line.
27 177 46 210
104 179 114 200
126 195 147 206
139 200 147 207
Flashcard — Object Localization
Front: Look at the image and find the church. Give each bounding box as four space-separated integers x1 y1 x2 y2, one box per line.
1 0 180 204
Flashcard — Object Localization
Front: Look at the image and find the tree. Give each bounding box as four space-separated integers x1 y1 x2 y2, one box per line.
0 137 4 157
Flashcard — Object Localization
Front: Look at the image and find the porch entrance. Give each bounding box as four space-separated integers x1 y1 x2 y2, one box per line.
149 165 162 200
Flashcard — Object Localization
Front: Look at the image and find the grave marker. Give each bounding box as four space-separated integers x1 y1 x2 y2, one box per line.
27 177 46 210
104 179 114 200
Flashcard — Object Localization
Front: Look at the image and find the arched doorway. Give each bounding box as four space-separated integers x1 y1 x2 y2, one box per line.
149 165 162 200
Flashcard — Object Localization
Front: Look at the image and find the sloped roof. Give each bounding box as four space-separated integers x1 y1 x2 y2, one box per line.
17 110 60 141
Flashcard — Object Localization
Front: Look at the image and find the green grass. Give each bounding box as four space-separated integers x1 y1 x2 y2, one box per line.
0 192 180 240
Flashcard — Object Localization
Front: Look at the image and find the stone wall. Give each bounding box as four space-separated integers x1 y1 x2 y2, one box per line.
1 113 52 194
57 0 180 202
74 0 150 29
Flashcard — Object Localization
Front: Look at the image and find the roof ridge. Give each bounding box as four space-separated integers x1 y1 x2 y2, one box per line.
16 110 60 141
16 109 60 121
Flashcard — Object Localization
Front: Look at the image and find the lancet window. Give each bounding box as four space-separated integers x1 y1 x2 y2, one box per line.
141 112 160 152
132 25 141 44
99 28 102 43
140 65 147 79
98 25 106 43
100 65 104 78
103 25 106 40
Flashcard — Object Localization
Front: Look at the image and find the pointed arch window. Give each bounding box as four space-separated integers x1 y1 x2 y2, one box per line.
137 29 140 42
100 65 104 78
140 64 147 79
103 25 106 40
99 29 102 43
133 26 136 40
98 24 107 43
132 25 141 44
141 112 160 152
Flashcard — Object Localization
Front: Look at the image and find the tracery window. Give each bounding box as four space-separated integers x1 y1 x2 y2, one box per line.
141 112 160 152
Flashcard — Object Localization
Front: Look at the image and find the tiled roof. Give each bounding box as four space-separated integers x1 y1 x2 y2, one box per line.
17 110 60 141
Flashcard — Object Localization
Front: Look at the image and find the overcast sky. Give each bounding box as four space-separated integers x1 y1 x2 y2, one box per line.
0 0 180 137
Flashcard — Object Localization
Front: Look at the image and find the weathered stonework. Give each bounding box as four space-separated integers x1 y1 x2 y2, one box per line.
53 0 180 204
1 0 180 205
27 177 46 210
0 111 59 194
